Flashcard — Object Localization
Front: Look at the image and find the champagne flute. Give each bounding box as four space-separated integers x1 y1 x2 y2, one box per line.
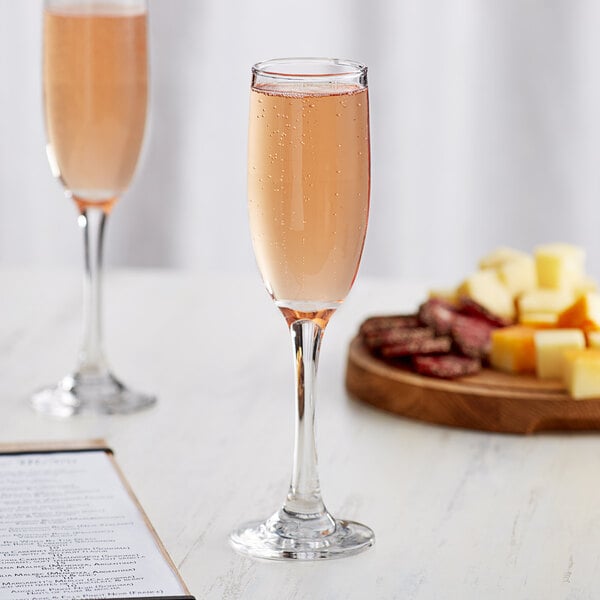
230 58 374 560
31 0 155 416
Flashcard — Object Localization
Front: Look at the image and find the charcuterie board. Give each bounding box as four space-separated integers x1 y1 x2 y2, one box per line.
345 336 600 434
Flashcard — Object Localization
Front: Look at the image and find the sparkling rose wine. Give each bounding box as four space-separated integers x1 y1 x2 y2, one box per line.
43 6 147 204
248 84 370 308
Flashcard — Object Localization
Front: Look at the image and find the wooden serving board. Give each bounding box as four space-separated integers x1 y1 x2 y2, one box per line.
345 336 600 434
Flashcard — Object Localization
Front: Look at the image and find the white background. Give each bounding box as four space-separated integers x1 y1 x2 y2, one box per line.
2 0 600 285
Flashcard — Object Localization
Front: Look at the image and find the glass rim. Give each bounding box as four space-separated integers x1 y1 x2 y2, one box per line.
252 57 367 80
44 0 147 14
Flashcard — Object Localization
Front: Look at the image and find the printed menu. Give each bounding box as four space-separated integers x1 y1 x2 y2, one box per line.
0 442 194 600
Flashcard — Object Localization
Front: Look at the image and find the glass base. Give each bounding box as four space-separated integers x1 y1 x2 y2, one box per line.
230 509 375 561
30 372 156 417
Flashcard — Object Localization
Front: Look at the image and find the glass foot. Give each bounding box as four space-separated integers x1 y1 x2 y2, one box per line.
230 509 375 560
30 372 156 417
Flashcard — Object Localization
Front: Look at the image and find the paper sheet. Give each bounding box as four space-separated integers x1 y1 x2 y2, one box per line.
0 450 189 599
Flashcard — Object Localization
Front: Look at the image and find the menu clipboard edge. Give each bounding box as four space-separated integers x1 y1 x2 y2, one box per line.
107 452 195 599
0 438 110 455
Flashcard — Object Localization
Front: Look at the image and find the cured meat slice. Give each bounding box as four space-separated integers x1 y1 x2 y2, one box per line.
412 355 481 378
458 297 512 328
418 298 457 335
359 315 420 338
380 336 452 358
360 295 506 379
451 315 496 359
364 326 434 350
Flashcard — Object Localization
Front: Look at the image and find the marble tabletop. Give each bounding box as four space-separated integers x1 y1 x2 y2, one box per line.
0 268 597 600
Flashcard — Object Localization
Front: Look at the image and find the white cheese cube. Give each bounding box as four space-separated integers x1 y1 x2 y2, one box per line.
518 289 575 314
496 256 537 297
428 288 458 305
479 247 531 270
563 349 600 399
574 276 599 297
457 270 515 320
535 243 585 289
587 331 600 349
534 329 586 379
518 311 558 328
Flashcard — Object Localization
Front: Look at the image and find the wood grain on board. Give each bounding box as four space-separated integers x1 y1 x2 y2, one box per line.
345 336 600 434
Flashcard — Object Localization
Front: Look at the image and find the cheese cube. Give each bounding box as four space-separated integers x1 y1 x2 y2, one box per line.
557 292 600 329
428 288 459 305
490 326 536 374
535 243 585 289
518 311 558 328
518 289 575 314
496 256 537 297
586 330 600 349
479 247 531 270
574 276 599 296
563 348 600 399
534 329 586 379
457 270 515 321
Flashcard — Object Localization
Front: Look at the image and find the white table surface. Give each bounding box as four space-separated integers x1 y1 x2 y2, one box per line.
0 268 598 600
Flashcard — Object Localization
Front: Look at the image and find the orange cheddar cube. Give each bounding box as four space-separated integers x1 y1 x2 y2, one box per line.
490 326 537 374
557 292 600 330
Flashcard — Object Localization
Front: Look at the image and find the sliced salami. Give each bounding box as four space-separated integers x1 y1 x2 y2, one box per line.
451 315 496 359
359 294 507 379
412 354 481 379
359 314 421 338
380 336 452 358
364 326 434 350
418 298 457 335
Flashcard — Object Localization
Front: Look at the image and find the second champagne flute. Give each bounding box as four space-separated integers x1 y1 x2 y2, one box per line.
31 0 155 416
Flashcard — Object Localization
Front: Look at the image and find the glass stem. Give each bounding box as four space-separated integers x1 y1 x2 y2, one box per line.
76 207 109 376
283 318 329 519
